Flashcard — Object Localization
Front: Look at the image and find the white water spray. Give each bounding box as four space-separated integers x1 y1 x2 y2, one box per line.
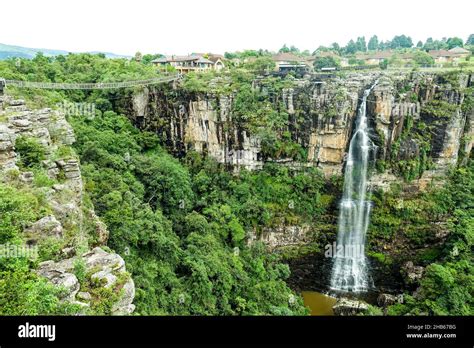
330 82 378 292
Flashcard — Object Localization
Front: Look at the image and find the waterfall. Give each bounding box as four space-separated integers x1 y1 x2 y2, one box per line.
330 82 378 292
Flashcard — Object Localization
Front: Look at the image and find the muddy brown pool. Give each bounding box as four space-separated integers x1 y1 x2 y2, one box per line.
302 291 337 315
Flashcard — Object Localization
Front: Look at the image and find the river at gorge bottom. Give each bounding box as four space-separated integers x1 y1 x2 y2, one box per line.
301 291 337 315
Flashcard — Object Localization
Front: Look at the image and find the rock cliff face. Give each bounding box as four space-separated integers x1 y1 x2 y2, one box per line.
130 71 473 184
247 225 313 250
367 72 473 189
131 89 263 170
127 71 473 251
0 96 135 315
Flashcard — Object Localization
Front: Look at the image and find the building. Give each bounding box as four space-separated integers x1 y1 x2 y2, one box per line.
448 46 471 56
355 51 393 65
152 54 225 73
429 47 471 65
272 52 309 73
355 51 417 66
207 54 225 71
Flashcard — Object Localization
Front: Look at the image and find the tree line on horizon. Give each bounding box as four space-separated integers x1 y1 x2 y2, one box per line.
221 34 474 60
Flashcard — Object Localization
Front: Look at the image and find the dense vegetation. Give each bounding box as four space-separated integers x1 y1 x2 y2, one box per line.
0 52 472 316
368 161 474 315
70 111 323 314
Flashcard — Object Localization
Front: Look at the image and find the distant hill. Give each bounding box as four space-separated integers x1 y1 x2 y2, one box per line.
0 43 131 60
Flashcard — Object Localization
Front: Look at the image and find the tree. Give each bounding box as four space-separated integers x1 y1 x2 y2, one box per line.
289 45 300 54
416 41 423 48
301 50 311 56
313 56 340 70
224 52 238 60
313 46 330 54
356 36 367 52
15 137 46 169
467 34 474 46
413 51 435 67
390 35 413 49
246 56 275 74
423 38 448 51
141 54 163 65
380 40 391 50
368 35 379 51
203 204 245 245
447 37 464 49
279 44 290 53
344 39 357 54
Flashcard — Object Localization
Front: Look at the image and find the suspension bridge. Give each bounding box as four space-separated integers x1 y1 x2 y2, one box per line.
0 74 181 92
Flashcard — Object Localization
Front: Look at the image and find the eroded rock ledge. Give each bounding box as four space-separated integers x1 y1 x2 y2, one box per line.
0 96 135 315
38 247 135 315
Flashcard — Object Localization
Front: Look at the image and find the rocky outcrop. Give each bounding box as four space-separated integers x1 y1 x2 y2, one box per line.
377 293 403 307
401 261 425 286
368 72 473 189
0 96 75 167
0 96 134 315
0 123 17 170
37 247 135 315
248 225 312 250
132 91 263 170
305 73 377 175
332 297 369 316
24 215 63 245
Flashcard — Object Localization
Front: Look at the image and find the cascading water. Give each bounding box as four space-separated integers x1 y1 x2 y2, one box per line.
330 81 378 292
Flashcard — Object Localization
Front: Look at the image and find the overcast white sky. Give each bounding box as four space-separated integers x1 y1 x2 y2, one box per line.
2 0 473 55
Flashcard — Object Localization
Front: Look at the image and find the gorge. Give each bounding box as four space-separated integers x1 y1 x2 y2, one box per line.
124 69 473 313
0 53 473 316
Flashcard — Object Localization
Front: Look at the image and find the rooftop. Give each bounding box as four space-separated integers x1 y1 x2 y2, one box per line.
429 50 458 58
152 55 214 64
272 52 305 62
448 46 470 54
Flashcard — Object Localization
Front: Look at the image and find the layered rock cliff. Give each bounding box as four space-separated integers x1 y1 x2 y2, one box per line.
0 96 135 315
126 71 473 252
129 71 473 186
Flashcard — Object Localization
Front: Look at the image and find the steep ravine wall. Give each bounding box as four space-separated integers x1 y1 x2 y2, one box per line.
131 71 473 180
128 71 473 250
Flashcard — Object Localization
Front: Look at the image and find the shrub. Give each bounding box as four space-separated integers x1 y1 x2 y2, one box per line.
15 136 46 169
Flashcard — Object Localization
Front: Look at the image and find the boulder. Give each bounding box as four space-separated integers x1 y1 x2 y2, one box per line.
402 261 424 284
36 264 79 301
332 298 369 316
377 293 403 307
24 215 63 244
37 247 135 315
19 171 34 184
91 270 117 288
112 278 136 315
77 291 92 301
82 247 125 273
9 99 25 106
